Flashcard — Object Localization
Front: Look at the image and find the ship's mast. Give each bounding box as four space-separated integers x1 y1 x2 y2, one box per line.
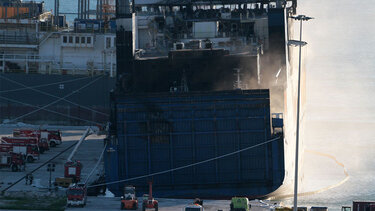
77 0 90 19
54 0 59 25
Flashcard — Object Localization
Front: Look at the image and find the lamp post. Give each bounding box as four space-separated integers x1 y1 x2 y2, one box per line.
47 163 55 191
289 14 313 211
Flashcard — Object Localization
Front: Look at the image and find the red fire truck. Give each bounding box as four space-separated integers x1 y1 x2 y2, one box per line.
64 161 83 182
13 129 62 147
0 152 25 172
0 142 39 163
66 183 87 207
12 130 49 152
2 136 48 154
142 182 158 211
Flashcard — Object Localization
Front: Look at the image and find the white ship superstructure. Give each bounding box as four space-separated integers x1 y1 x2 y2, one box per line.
0 0 116 76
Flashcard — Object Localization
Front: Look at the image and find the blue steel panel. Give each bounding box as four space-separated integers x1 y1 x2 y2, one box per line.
126 136 148 177
126 122 144 133
195 134 215 146
239 118 265 130
126 111 146 121
218 158 238 182
238 107 264 116
195 162 216 183
268 8 284 27
216 108 238 117
109 90 281 197
272 118 283 128
241 169 266 180
117 120 125 134
173 135 192 149
194 120 214 132
240 133 266 146
151 146 169 164
173 148 193 162
117 133 126 180
195 146 215 159
217 133 237 153
171 110 191 119
104 143 120 194
194 109 214 118
117 113 124 121
216 119 236 131
173 121 191 132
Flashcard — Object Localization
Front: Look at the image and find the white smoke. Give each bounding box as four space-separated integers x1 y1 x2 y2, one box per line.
280 0 375 209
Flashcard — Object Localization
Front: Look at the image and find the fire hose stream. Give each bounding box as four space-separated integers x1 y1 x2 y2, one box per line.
265 149 350 200
84 143 107 185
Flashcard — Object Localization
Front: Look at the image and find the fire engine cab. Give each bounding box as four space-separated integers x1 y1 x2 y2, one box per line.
13 129 62 147
64 161 83 182
1 136 47 154
66 183 87 207
0 142 39 163
0 151 25 172
12 130 49 152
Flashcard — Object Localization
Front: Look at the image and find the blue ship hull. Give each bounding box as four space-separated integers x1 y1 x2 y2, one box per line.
105 90 284 198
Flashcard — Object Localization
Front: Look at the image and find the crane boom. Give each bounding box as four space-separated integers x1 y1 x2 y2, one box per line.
67 127 94 162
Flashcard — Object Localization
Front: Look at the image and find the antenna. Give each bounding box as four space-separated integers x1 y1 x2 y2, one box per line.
233 68 247 90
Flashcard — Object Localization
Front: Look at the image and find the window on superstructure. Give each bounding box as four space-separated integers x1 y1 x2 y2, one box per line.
87 37 91 44
68 36 73 43
81 37 86 44
106 37 111 49
63 36 67 43
75 36 80 44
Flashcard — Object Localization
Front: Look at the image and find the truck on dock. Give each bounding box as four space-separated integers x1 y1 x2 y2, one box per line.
142 182 158 211
184 204 204 211
64 161 83 182
13 129 62 147
184 200 204 211
0 143 39 163
66 183 87 207
230 197 250 211
2 136 48 153
121 186 138 210
310 207 328 211
0 152 25 172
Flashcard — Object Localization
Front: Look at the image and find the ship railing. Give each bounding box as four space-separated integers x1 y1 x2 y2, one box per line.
174 30 261 40
140 8 268 21
0 54 115 66
0 32 38 45
0 54 54 62
0 55 116 76
50 66 116 77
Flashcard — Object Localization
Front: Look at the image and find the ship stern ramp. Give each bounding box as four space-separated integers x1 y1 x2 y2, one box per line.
104 89 285 198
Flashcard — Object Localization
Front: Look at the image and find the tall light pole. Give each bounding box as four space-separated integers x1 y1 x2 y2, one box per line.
47 163 55 191
289 14 313 211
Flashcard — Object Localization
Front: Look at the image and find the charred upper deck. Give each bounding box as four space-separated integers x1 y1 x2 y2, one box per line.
115 0 293 93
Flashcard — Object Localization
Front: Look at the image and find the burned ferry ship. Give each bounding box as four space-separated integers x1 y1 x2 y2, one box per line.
105 0 300 198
